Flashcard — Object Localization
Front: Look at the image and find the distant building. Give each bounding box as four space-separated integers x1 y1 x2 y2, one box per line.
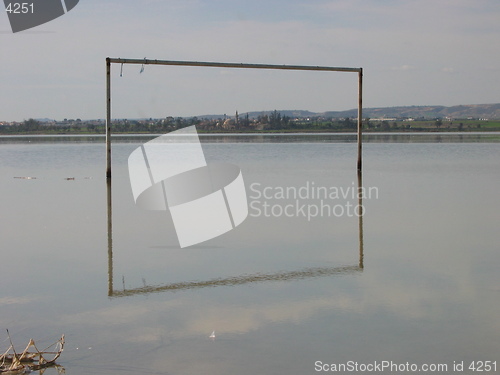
370 118 397 122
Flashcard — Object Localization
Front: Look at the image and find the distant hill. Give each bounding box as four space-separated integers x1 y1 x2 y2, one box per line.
323 103 500 119
198 103 500 120
196 110 316 120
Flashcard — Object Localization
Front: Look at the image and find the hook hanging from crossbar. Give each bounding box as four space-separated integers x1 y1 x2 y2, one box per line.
140 57 146 74
120 63 124 77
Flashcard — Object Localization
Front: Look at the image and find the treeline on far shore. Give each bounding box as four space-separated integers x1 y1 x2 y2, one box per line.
1 114 500 135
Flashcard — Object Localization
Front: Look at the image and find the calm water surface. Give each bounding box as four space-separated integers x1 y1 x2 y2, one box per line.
1 133 499 375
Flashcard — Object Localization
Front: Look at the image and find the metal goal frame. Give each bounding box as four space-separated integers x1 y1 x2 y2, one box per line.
105 58 363 178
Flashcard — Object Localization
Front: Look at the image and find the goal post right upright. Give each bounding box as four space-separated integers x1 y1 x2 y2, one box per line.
357 68 363 172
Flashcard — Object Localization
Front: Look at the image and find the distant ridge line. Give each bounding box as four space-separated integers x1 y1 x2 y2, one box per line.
24 103 500 123
197 103 500 120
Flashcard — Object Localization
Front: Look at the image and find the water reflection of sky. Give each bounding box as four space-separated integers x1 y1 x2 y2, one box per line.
0 135 499 375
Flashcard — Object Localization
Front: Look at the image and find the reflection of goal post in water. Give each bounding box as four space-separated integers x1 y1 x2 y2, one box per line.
105 58 363 179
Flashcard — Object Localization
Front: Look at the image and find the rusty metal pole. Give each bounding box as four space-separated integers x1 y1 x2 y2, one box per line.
357 68 363 171
106 58 361 73
106 57 112 179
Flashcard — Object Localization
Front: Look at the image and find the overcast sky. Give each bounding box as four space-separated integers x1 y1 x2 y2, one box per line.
1 0 499 121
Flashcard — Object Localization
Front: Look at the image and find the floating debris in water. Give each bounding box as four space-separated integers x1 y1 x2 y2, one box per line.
0 330 65 374
13 176 93 181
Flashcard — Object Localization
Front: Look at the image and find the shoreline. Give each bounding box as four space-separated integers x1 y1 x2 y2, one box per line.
1 128 500 136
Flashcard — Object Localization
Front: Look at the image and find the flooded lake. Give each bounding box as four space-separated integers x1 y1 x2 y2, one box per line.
1 133 499 374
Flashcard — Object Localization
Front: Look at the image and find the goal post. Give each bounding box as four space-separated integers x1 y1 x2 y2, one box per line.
105 57 363 178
